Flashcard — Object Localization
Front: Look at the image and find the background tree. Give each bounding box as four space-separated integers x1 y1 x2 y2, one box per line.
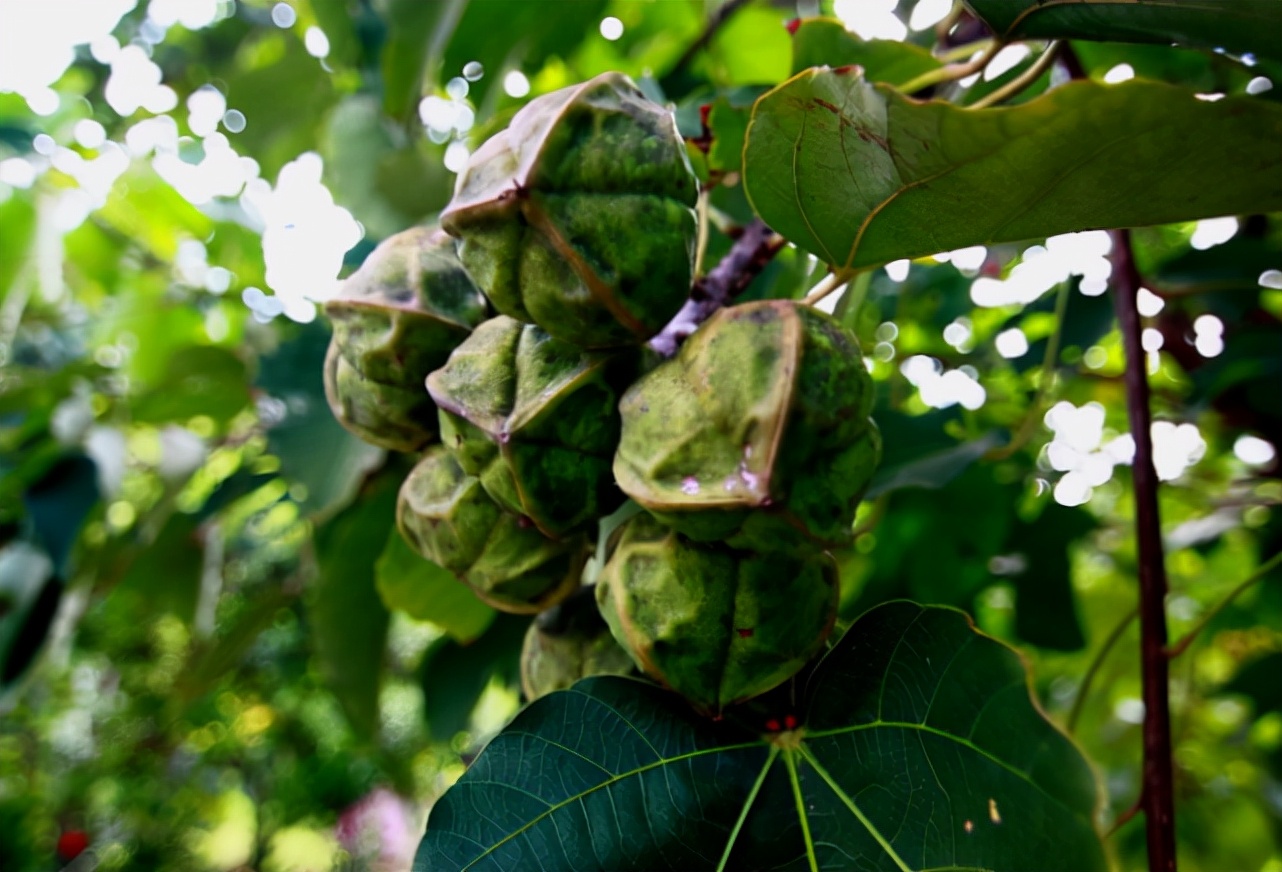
0 1 1280 870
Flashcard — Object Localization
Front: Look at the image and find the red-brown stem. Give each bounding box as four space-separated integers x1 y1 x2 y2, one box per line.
648 219 783 357
1110 228 1177 872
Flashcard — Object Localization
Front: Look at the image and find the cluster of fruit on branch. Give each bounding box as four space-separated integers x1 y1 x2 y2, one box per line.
323 72 882 718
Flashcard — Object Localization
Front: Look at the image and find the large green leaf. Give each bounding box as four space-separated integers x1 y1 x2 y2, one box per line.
418 612 525 742
743 69 1282 269
0 543 58 692
131 345 251 425
381 0 465 120
310 469 397 739
415 601 1106 871
965 0 1282 62
257 323 383 519
441 0 608 106
791 17 942 83
375 531 495 643
22 454 99 577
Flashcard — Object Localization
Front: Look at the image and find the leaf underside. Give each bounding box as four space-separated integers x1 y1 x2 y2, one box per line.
965 0 1282 62
742 69 1282 270
414 601 1106 872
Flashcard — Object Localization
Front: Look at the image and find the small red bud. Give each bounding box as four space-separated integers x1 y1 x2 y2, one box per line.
783 714 798 730
785 18 802 35
57 830 90 861
765 718 781 732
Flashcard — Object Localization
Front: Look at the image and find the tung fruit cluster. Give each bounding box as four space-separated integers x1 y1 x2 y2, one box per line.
323 72 881 717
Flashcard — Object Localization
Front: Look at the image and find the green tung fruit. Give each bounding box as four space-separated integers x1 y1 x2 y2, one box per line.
427 315 631 538
519 590 636 701
397 447 588 614
613 300 881 553
323 226 487 451
596 514 837 717
439 71 698 349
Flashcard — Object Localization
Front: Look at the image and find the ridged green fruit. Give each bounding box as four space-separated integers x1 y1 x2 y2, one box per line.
439 72 698 349
519 591 635 701
397 447 588 614
613 300 881 552
324 226 487 451
427 315 630 538
596 514 837 717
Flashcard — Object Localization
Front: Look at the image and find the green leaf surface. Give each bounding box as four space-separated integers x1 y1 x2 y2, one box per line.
256 323 384 519
0 543 58 691
415 601 1106 871
965 0 1282 62
743 69 1282 269
0 196 35 303
311 470 397 740
419 612 525 742
791 17 942 84
22 454 99 577
115 512 203 624
375 532 495 643
704 3 792 86
867 430 1004 498
381 0 463 120
1008 507 1093 651
441 0 608 107
131 345 251 425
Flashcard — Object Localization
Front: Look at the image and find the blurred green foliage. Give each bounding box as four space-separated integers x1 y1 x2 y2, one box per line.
0 1 1279 870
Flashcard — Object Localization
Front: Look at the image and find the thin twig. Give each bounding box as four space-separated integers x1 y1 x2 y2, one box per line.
899 39 1005 96
1108 800 1144 838
1111 227 1178 872
693 189 711 279
833 270 872 324
938 37 996 64
969 41 1061 109
802 269 855 307
1166 550 1282 658
663 0 751 85
1067 605 1139 735
985 281 1070 461
648 219 784 357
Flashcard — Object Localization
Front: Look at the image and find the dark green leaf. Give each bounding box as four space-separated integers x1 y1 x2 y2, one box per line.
743 70 1282 268
419 612 525 742
132 346 251 425
415 601 1106 871
791 17 942 83
177 586 294 702
853 468 1018 612
115 512 203 623
441 0 607 107
22 454 99 577
703 3 791 86
0 543 58 690
311 470 397 739
0 196 35 303
375 532 494 643
965 0 1282 62
381 0 463 120
1007 507 1093 651
867 430 1004 497
223 34 339 179
256 323 383 519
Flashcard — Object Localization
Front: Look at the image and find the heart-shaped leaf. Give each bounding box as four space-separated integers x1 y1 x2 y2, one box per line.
965 0 1282 62
743 68 1282 270
414 601 1106 871
791 17 942 83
